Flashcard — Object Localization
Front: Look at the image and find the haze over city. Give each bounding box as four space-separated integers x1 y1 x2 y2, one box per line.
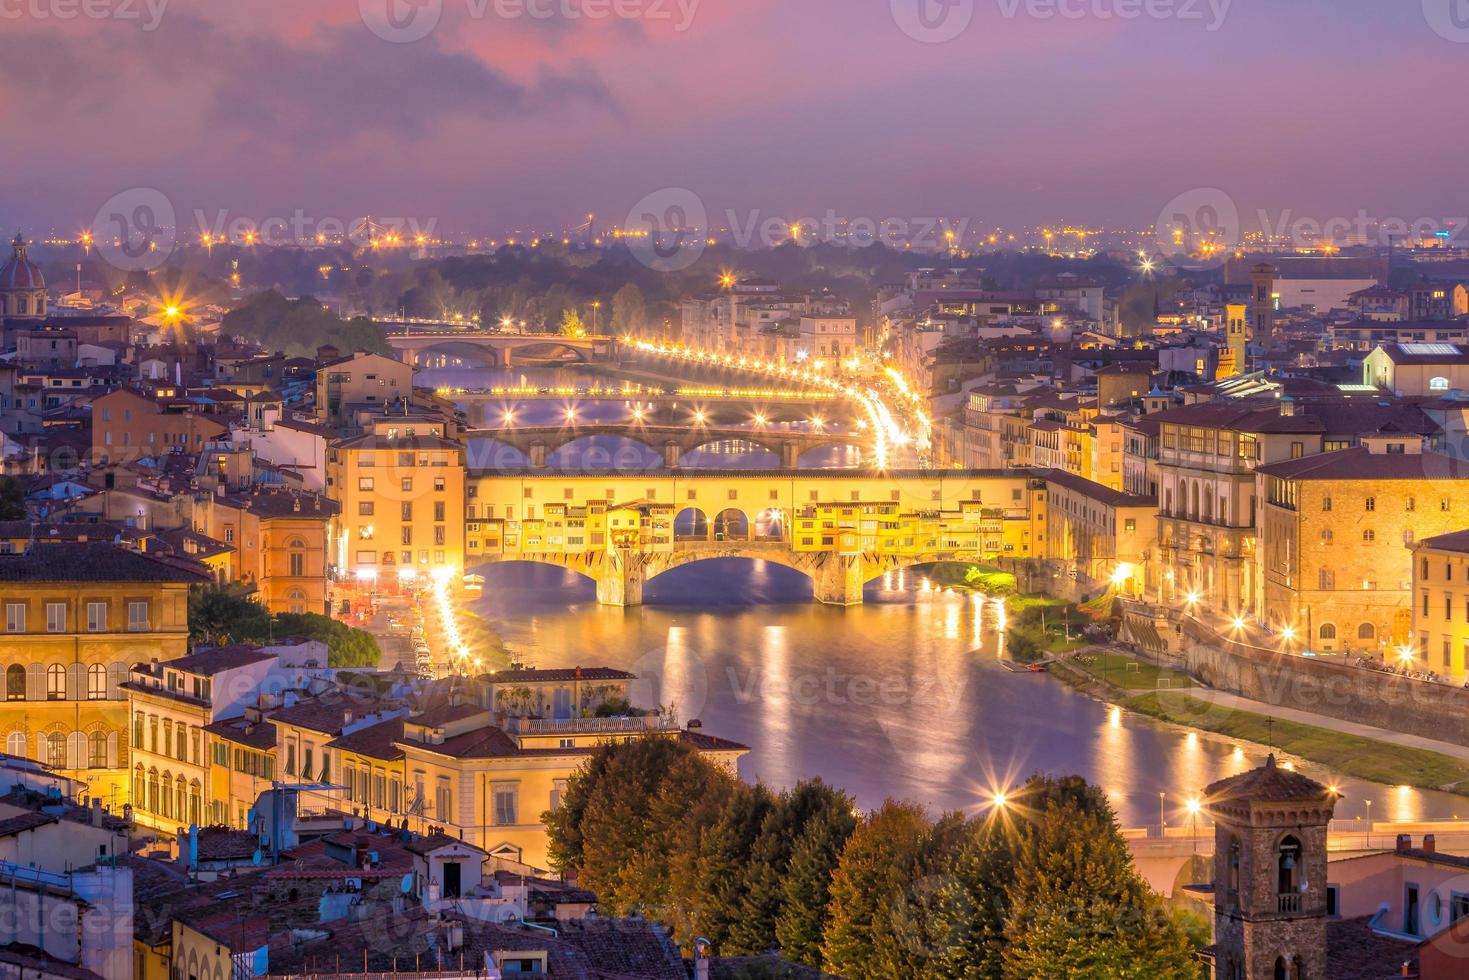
3 1 1468 236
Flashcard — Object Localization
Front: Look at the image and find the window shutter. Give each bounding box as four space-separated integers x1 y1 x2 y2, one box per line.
25 665 43 701
107 662 127 699
66 732 85 770
66 664 85 701
107 732 119 768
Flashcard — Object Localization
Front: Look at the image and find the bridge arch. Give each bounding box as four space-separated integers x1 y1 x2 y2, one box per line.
753 507 787 541
410 341 504 369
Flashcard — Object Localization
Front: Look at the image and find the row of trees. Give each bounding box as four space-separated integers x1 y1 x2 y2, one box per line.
188 587 381 668
545 739 1200 979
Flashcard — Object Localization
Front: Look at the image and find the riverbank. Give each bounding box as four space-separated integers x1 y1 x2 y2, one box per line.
1051 653 1469 797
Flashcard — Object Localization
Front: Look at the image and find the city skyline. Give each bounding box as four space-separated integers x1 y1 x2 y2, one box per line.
2 1 1467 237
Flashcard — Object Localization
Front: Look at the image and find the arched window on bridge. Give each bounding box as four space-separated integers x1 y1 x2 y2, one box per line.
754 508 786 541
675 508 709 541
714 509 750 542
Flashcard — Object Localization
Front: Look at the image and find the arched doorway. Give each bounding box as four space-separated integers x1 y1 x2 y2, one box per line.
674 508 709 541
713 509 749 542
754 508 786 542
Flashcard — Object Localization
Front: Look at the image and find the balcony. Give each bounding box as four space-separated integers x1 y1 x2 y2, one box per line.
1278 892 1303 914
505 715 677 736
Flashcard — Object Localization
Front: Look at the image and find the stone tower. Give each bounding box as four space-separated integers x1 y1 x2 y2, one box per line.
1217 302 1249 379
1204 755 1336 980
1251 263 1277 351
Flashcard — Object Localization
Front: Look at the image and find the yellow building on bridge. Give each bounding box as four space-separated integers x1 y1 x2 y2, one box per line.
464 469 1045 605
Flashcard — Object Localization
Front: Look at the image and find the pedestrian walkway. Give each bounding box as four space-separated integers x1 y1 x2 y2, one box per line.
1181 688 1469 763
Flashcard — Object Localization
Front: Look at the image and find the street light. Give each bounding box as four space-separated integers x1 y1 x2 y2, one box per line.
1185 797 1202 852
1159 792 1166 837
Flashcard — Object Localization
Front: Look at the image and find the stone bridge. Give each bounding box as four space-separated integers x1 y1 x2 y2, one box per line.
386 331 616 368
469 423 862 468
472 542 989 606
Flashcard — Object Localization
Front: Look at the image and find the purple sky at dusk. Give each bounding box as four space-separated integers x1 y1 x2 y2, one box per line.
0 0 1464 238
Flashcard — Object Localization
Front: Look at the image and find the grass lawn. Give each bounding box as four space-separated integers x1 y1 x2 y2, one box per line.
1128 692 1469 795
1069 653 1194 692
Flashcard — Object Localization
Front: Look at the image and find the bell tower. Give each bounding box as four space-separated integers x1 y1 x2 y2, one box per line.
1251 263 1277 351
1217 302 1249 380
1204 755 1336 980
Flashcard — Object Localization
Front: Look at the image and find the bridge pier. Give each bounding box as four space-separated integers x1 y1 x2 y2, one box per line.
780 442 800 469
529 443 548 469
812 553 864 607
595 551 646 607
663 443 681 469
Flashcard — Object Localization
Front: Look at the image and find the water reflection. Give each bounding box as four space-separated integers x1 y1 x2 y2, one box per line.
469 559 1469 825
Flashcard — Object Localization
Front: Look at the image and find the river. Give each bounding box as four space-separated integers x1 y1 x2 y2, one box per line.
427 363 1468 827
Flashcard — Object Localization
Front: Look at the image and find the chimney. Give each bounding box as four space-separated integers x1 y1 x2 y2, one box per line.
1424 834 1437 855
1396 833 1412 853
91 797 103 828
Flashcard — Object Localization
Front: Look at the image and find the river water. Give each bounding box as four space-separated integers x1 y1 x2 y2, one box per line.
428 364 1467 827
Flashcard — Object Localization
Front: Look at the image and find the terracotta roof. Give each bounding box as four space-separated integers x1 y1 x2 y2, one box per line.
1324 915 1418 980
0 811 58 838
407 703 487 727
0 542 210 583
193 826 261 862
0 235 43 291
176 908 270 952
1256 447 1469 481
203 717 277 750
325 717 404 761
1041 469 1157 509
402 832 486 857
1203 754 1333 805
1420 530 1469 555
162 645 277 675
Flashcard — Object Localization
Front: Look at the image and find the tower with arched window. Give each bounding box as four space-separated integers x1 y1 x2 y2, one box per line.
1204 755 1337 980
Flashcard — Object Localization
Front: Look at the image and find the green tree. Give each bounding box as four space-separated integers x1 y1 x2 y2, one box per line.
272 612 381 668
1001 791 1196 979
611 282 647 336
668 781 774 951
188 586 270 646
728 779 851 955
0 477 26 520
774 794 858 967
560 308 587 338
820 800 931 977
547 737 732 917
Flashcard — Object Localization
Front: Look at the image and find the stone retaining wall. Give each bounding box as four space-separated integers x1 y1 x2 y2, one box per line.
1180 618 1469 748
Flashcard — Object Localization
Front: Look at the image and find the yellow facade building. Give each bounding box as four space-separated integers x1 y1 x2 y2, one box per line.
1410 531 1469 679
272 673 745 873
124 646 281 834
328 419 467 590
0 542 205 807
1257 444 1469 654
192 487 337 615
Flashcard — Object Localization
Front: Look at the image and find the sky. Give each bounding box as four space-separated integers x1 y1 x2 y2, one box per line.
1 0 1465 240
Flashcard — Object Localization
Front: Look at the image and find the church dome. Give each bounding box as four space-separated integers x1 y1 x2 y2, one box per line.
0 233 45 291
